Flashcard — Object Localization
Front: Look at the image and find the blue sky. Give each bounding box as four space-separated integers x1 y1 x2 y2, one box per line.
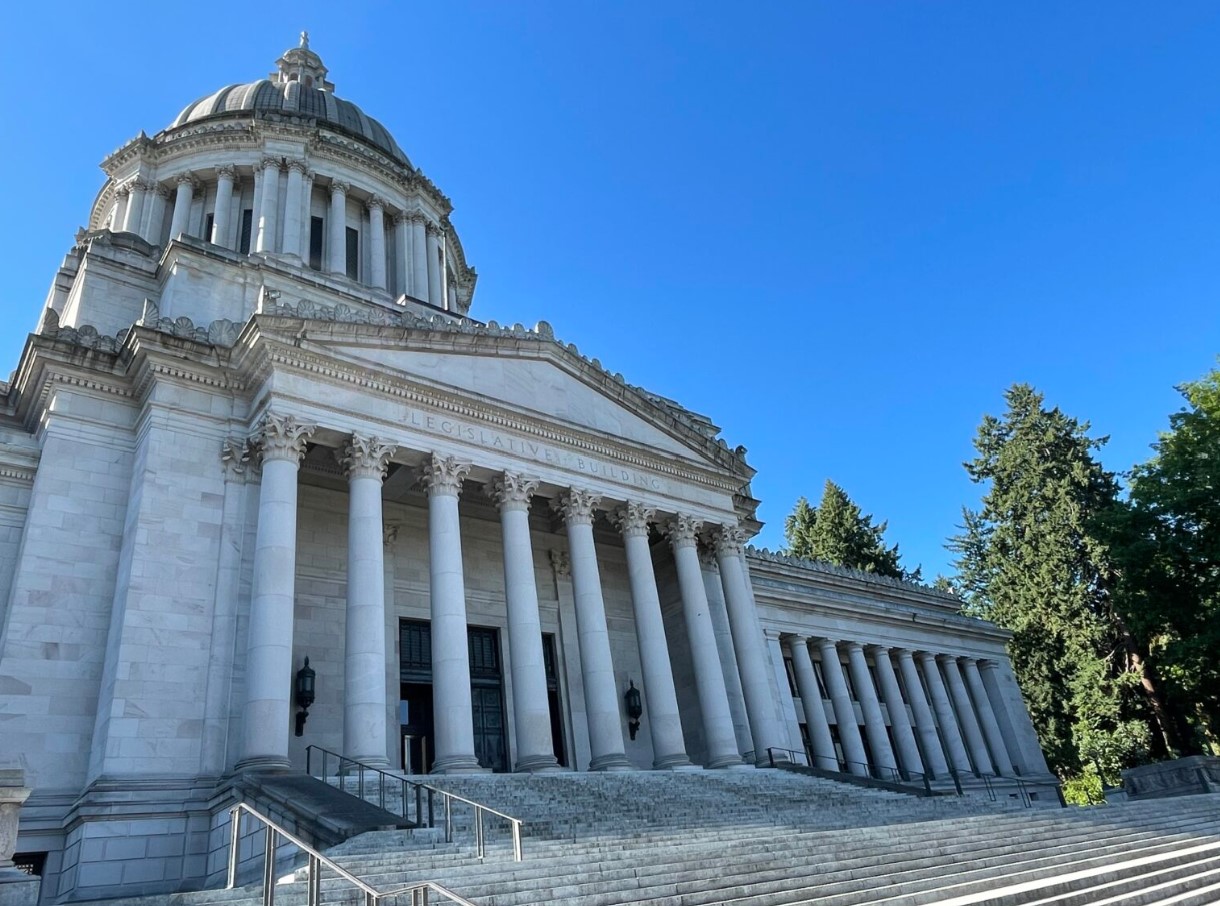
3 3 1219 579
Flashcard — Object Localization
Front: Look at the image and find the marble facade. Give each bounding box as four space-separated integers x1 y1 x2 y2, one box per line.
0 38 1054 903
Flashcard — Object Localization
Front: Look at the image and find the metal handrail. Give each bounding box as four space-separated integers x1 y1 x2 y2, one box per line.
768 747 937 795
226 801 477 906
305 745 523 861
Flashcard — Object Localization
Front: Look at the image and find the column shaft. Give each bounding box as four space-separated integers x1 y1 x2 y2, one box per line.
715 527 784 764
281 163 305 258
816 640 867 775
170 177 194 240
487 474 559 772
700 553 752 756
919 652 973 775
329 183 348 274
978 660 1029 774
212 168 235 248
614 504 690 769
669 516 739 768
394 214 410 295
964 658 1014 775
941 655 995 775
255 160 280 253
239 414 314 769
426 223 443 305
788 638 838 771
411 217 428 299
368 200 387 289
895 649 949 778
846 643 897 775
558 490 630 771
122 182 146 235
424 455 481 773
870 647 924 779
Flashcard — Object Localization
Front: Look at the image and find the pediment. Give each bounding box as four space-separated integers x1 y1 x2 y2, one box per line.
250 313 748 477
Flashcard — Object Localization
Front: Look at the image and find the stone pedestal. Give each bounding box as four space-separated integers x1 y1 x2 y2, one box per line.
1122 755 1220 800
0 771 39 906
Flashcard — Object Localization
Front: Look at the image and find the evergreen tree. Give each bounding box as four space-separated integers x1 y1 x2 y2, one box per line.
783 480 918 580
951 384 1172 780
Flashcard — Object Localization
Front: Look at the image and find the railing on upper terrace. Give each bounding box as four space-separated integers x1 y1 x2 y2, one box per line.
305 745 523 862
768 746 940 796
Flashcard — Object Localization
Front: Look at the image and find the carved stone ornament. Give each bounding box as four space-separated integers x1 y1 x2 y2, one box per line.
135 298 241 347
261 156 283 173
484 472 539 512
393 211 410 225
220 436 252 478
550 549 571 579
420 454 471 497
367 194 386 211
746 545 938 595
384 523 400 549
613 502 655 538
697 544 719 571
115 184 131 199
713 523 747 557
251 412 316 464
330 180 350 196
216 165 238 181
341 434 397 481
176 172 197 189
425 220 443 237
286 158 309 174
554 488 601 526
665 513 703 549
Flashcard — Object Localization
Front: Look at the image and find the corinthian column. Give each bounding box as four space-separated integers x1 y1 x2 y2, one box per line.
895 648 949 778
394 213 411 295
169 174 195 240
485 473 559 772
816 639 868 776
255 158 280 254
963 658 1014 776
421 454 480 773
787 637 838 771
715 524 785 764
239 413 315 770
668 514 741 768
870 645 924 779
555 489 630 771
845 643 897 776
918 651 972 775
426 221 443 305
122 180 147 235
212 166 236 248
368 197 387 290
341 434 396 766
410 215 428 299
328 181 349 274
613 503 690 769
281 160 307 258
941 655 995 776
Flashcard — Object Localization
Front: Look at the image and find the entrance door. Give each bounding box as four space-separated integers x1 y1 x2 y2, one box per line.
468 627 508 773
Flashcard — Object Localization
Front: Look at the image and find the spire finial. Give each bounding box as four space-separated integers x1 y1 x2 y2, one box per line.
300 30 309 49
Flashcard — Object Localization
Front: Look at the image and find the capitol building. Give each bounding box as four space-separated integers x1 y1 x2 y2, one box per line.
0 38 1053 901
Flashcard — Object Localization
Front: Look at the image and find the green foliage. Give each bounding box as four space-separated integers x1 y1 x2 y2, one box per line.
951 384 1160 777
1061 770 1105 806
783 480 919 580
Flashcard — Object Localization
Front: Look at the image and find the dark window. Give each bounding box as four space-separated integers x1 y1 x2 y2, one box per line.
468 628 500 680
400 619 431 681
309 216 324 270
13 853 45 876
345 226 359 279
203 213 215 244
239 209 253 254
783 656 798 697
812 661 828 700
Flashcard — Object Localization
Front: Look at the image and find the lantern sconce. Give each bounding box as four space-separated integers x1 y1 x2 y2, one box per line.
624 679 643 740
294 656 316 737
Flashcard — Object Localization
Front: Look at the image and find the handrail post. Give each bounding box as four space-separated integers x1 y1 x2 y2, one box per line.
768 748 776 767
306 746 312 776
262 825 277 906
379 772 385 811
444 794 453 843
427 788 435 828
922 771 931 796
512 819 522 862
475 807 484 861
307 853 320 906
226 805 241 889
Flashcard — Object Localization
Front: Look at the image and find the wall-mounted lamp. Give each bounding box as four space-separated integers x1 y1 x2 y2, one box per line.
294 656 316 737
624 680 643 740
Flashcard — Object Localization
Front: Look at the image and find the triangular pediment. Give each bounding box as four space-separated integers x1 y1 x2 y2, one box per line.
247 309 750 478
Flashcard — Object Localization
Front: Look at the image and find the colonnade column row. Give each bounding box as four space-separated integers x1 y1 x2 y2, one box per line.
786 637 838 771
281 161 307 259
917 651 972 775
844 643 897 775
169 175 195 239
340 434 397 766
255 158 281 254
484 473 560 773
894 648 950 779
962 657 1014 776
868 646 924 779
698 549 753 757
977 659 1030 775
421 454 481 773
666 515 740 768
554 489 631 771
815 639 868 776
238 413 316 770
613 504 691 769
328 181 349 275
940 655 995 776
211 166 236 248
714 525 786 764
368 197 387 290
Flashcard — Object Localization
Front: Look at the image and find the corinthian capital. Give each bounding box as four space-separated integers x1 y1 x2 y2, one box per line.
425 220 443 237
216 165 238 181
251 412 315 464
341 434 397 481
420 453 470 497
713 523 746 557
285 158 309 174
329 180 350 196
366 194 386 211
612 502 655 538
484 472 539 512
554 488 601 526
665 514 703 549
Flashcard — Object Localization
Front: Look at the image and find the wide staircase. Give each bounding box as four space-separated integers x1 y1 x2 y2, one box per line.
92 768 1220 906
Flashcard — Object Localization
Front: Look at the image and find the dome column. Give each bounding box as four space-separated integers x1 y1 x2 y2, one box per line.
169 174 195 240
410 215 428 300
211 166 236 248
328 182 349 275
255 158 281 254
393 213 411 296
122 180 147 236
367 197 387 290
425 222 443 305
281 160 307 259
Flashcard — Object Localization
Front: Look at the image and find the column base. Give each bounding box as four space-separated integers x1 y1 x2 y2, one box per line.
514 754 562 773
588 753 634 772
705 752 746 770
430 754 486 774
760 749 791 767
235 755 292 773
345 754 391 770
652 753 695 770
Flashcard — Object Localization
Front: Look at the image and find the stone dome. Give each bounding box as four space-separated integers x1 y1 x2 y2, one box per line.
167 34 410 167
